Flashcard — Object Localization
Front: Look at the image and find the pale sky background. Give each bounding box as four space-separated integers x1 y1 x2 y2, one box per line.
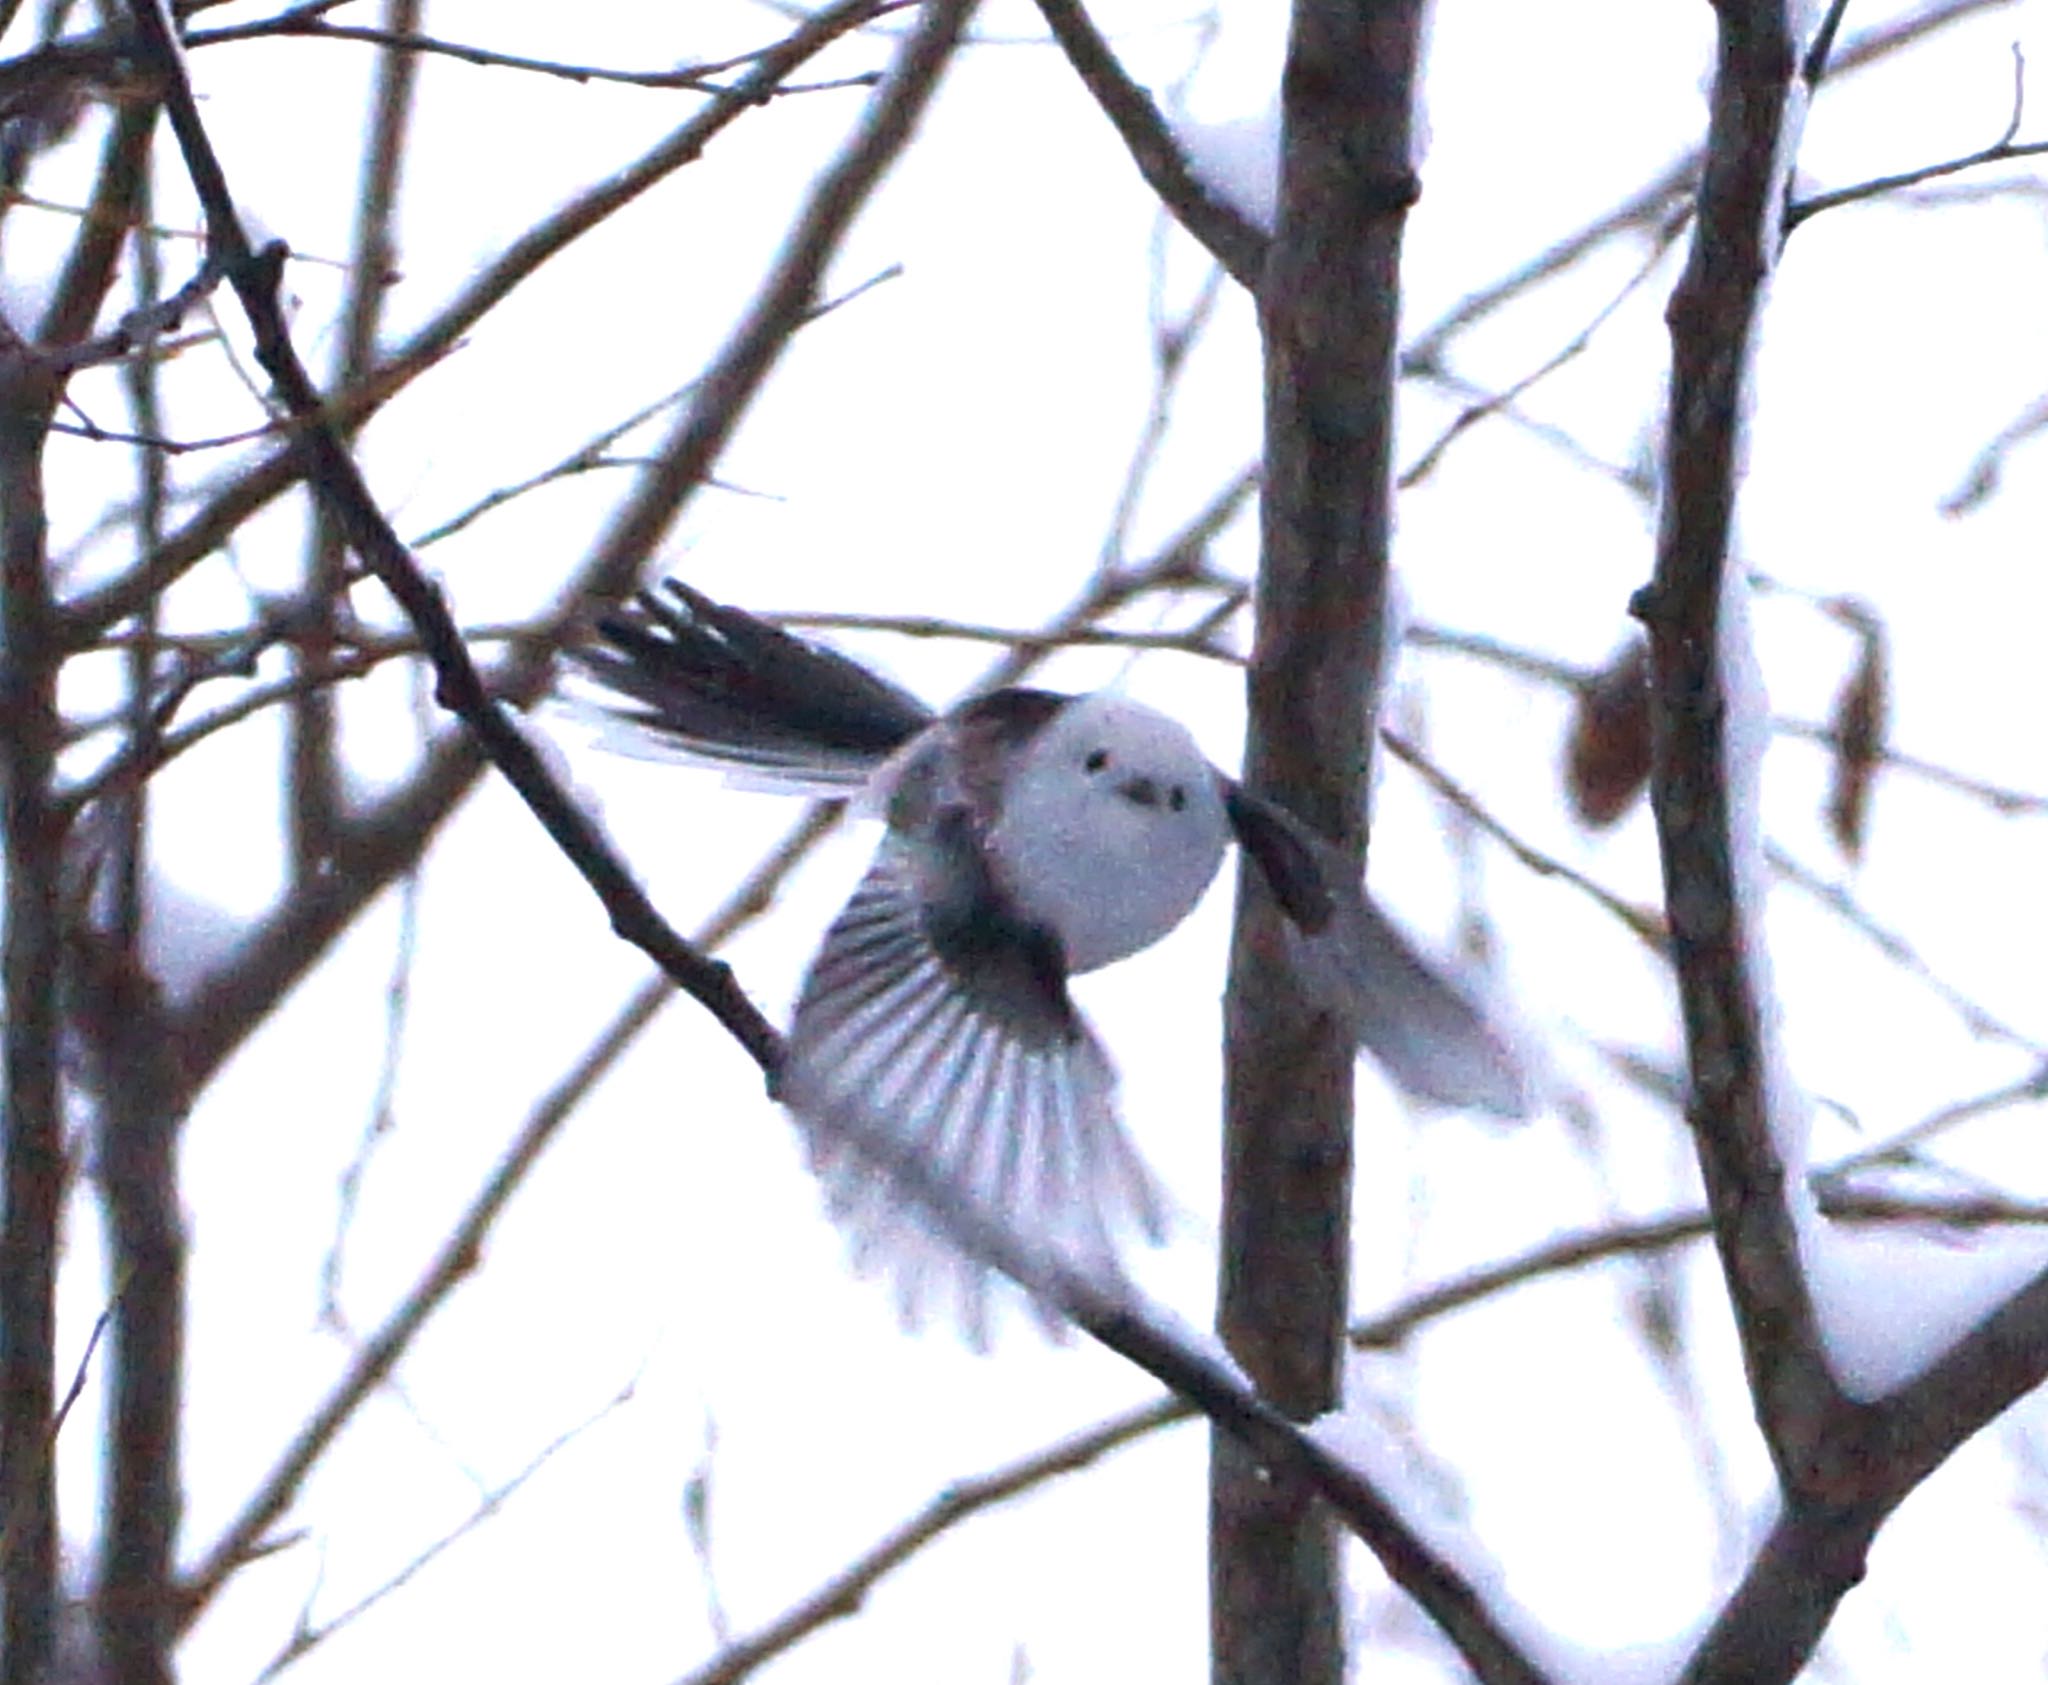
19 1 2048 1680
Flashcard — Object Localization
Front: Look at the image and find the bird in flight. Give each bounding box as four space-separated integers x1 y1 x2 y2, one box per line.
577 581 1531 1341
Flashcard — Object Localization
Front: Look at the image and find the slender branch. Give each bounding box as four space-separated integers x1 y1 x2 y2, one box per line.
673 1398 1186 1685
1786 47 2047 231
92 130 185 1685
61 629 550 816
1768 842 2046 1058
1801 0 1854 85
1098 260 1228 576
406 263 902 553
1635 0 1849 1490
292 0 421 880
1380 732 1667 950
1770 713 2048 815
26 243 226 374
1816 1063 2048 1186
174 796 836 1628
174 976 674 1625
1940 386 2048 518
62 0 900 643
579 0 978 589
187 17 895 94
1028 0 1266 288
772 600 1244 658
1399 217 1685 491
1401 0 2012 369
249 1380 639 1683
111 0 986 1087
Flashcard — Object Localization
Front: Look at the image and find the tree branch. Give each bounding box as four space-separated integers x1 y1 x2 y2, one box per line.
1635 0 1846 1488
1028 0 1267 289
130 0 957 1094
60 0 899 643
290 0 422 881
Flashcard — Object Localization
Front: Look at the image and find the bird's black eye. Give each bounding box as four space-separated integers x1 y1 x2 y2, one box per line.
1084 748 1110 773
1169 785 1187 812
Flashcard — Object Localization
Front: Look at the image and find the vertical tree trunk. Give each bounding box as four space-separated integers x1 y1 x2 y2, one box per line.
1214 5 1425 1682
0 369 65 1685
95 161 186 1685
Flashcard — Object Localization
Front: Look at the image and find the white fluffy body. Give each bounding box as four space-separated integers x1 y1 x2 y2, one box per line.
988 695 1230 974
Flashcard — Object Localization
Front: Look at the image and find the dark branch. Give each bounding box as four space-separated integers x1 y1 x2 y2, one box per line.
1636 0 1848 1491
1028 0 1267 289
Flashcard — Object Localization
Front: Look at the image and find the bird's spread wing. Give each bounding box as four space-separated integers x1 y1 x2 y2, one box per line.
571 580 936 794
777 830 1163 1345
1227 785 1533 1118
1321 883 1534 1118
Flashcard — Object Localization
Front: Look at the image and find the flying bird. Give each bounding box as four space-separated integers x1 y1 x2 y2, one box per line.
576 581 1530 1338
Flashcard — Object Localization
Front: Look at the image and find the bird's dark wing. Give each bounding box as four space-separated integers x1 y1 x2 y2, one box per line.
572 580 936 791
1225 782 1532 1118
874 686 1069 839
777 822 1162 1346
1222 780 1336 934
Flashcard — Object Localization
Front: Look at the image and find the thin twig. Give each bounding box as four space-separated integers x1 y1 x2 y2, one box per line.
249 1377 641 1683
1786 46 2047 232
186 7 914 90
1381 732 1667 950
1768 843 2047 1058
63 0 902 644
1399 216 1686 491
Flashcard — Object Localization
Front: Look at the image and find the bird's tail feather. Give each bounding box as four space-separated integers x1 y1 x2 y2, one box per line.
571 580 936 793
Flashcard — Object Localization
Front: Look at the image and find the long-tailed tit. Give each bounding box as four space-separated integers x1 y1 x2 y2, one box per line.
576 582 1531 1338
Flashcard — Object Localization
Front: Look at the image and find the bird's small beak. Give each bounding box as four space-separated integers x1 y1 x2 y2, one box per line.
1118 775 1161 808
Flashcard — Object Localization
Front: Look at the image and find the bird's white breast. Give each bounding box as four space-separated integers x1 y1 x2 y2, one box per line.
988 695 1230 974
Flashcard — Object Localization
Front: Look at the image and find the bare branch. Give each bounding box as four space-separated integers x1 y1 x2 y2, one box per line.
1399 218 1685 491
1786 47 2047 232
1771 712 2048 815
407 264 903 554
112 0 973 1093
1939 386 2048 518
291 0 424 881
61 0 900 643
183 5 915 91
1816 1063 2048 1186
1402 0 2012 370
1381 732 1667 950
579 0 978 588
1636 0 1848 1488
1027 0 1266 289
686 1174 2048 1685
674 1398 1186 1685
175 977 674 1625
1768 842 2047 1059
248 1378 640 1683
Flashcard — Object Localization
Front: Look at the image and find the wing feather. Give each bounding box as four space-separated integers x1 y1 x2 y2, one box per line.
780 838 1160 1342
